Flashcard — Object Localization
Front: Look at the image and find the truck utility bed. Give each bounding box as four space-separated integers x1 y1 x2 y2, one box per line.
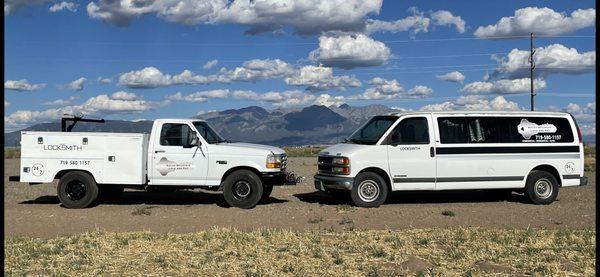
20 131 148 185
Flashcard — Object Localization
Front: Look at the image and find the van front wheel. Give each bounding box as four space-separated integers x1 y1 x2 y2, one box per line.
223 170 263 209
525 170 559 205
350 172 388 208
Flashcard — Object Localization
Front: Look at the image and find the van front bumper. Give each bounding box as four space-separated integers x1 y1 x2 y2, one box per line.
314 174 354 191
580 176 588 186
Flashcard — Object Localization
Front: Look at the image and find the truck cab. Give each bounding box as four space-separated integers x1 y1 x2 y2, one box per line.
16 118 298 209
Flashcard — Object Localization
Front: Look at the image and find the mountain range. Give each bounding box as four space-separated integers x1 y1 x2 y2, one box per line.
4 104 595 146
4 104 395 146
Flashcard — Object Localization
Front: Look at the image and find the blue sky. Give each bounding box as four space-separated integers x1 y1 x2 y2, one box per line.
4 0 596 134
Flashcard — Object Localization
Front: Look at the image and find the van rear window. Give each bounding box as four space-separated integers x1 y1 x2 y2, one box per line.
438 116 574 143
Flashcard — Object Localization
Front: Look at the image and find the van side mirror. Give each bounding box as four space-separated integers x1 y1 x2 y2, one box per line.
185 131 201 148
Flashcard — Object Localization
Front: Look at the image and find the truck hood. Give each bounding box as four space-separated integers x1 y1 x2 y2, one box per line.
212 142 285 156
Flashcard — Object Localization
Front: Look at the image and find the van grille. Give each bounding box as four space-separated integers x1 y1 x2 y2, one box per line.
317 156 335 174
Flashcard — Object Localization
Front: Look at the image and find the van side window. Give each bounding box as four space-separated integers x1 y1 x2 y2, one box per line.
467 117 498 143
498 117 574 143
160 123 191 146
438 117 467 143
390 117 430 144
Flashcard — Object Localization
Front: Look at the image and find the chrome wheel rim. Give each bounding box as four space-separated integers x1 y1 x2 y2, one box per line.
534 178 552 199
233 181 252 199
357 180 379 202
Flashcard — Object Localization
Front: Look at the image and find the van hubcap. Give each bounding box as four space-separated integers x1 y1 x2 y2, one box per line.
233 181 252 199
534 178 553 199
65 181 87 201
358 180 379 202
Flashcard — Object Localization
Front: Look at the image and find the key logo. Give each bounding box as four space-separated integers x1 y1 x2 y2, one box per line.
517 119 557 139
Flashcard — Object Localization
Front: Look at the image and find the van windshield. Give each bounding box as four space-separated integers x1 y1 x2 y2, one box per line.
346 116 398 145
193 121 228 144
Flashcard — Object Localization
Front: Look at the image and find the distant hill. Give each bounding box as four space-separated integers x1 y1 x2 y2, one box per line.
4 105 596 146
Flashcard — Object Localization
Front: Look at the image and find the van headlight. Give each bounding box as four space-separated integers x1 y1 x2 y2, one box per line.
266 154 283 169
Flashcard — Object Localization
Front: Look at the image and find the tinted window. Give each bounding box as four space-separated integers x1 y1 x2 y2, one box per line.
438 117 467 143
160 123 191 146
438 116 574 144
499 117 574 143
390 117 430 144
467 117 498 143
347 116 398 145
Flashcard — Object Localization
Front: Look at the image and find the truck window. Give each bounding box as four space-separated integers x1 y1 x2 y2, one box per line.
192 121 227 144
389 117 429 144
160 123 192 146
497 117 574 143
467 117 499 143
438 117 467 143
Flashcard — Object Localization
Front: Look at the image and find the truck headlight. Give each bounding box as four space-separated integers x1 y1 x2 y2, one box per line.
332 157 349 165
266 154 283 169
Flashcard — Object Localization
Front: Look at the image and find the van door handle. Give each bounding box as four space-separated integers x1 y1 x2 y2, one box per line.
155 150 165 153
430 147 435 157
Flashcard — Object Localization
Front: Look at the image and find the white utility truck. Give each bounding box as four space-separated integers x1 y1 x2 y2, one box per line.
314 111 587 207
14 117 298 209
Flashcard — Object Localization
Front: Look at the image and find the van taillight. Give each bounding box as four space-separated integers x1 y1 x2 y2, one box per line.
577 127 582 143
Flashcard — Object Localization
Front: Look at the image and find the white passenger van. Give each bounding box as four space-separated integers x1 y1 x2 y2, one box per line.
314 111 587 207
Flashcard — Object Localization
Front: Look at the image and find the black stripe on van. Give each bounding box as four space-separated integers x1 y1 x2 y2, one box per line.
393 176 524 183
436 146 580 155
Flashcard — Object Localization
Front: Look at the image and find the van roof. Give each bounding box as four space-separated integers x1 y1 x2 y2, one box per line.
155 118 206 122
383 110 570 117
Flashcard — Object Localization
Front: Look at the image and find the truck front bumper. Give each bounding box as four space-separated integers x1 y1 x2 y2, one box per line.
314 174 354 191
580 176 588 186
261 171 302 186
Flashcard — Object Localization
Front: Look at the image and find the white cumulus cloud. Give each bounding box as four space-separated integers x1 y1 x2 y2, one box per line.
366 8 465 36
49 1 77 12
420 95 521 111
461 78 546 95
203 59 219 69
284 65 361 91
64 77 86 91
474 7 595 38
4 79 46 91
309 33 391 69
436 71 466 83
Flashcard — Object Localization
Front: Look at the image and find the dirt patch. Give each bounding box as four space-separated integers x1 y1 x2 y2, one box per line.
4 157 596 238
400 255 431 274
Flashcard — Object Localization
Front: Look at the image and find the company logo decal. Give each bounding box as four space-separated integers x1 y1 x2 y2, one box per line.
565 162 575 173
32 163 44 176
43 144 83 151
517 119 557 140
156 157 195 176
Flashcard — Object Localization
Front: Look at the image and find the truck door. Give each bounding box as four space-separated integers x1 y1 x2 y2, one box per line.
150 122 208 185
386 115 436 190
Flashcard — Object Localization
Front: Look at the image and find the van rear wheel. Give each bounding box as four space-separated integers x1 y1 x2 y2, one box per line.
223 170 263 209
350 172 388 208
57 171 99 209
525 170 559 205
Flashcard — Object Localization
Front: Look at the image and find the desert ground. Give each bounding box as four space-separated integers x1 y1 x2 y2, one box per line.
4 157 595 238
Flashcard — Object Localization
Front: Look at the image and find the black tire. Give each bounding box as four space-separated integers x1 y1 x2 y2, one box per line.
350 172 388 208
525 170 559 205
260 186 274 202
222 170 263 209
57 171 99 209
99 185 124 200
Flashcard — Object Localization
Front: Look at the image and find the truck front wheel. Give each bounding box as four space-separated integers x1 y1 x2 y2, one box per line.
260 186 273 202
222 170 263 209
57 171 99 209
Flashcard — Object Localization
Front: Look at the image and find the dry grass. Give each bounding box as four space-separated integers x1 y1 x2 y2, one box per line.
282 146 325 157
584 146 596 172
4 147 21 159
4 228 595 276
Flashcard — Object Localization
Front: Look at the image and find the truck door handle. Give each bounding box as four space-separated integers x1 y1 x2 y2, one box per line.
430 147 435 157
155 150 165 153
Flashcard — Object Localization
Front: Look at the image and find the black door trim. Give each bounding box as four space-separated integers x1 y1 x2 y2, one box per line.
393 176 524 183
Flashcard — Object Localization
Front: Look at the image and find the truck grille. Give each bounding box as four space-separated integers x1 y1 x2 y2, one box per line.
317 156 334 174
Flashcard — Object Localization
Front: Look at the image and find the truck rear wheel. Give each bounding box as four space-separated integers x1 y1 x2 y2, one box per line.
223 170 263 209
525 170 559 205
350 172 388 208
57 171 99 209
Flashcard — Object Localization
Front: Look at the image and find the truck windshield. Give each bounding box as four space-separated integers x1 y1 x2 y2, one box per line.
193 121 228 144
346 116 398 145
